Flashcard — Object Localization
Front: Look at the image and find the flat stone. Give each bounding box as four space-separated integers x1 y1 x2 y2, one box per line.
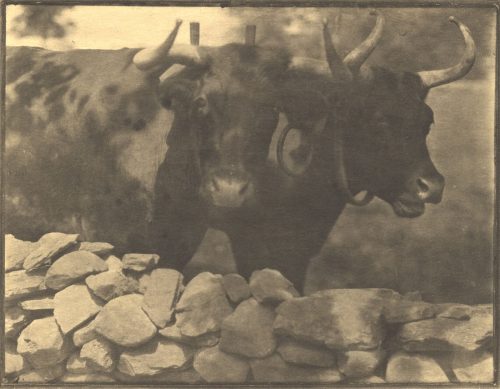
138 273 151 293
249 268 299 304
452 351 493 383
66 352 90 374
398 305 493 351
105 255 124 271
159 324 220 347
274 289 390 350
73 320 98 346
337 349 386 378
385 351 449 383
23 232 80 270
94 294 157 347
142 268 184 328
176 272 233 337
60 373 115 383
250 353 343 383
5 234 39 272
277 338 336 367
122 253 159 272
383 299 437 323
6 269 47 302
118 338 193 376
54 284 103 334
5 341 28 376
220 298 276 358
348 375 386 384
18 364 65 383
193 345 249 383
86 271 138 301
80 337 116 373
222 273 251 303
17 317 72 368
437 303 474 320
19 296 54 311
45 251 108 290
78 241 115 257
113 368 202 383
5 306 29 339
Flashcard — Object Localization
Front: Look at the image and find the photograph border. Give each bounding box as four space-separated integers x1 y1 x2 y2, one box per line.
1 0 498 387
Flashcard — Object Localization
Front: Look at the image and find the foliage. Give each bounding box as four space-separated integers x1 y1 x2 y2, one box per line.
10 6 74 40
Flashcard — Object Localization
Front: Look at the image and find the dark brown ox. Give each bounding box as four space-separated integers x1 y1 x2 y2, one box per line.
203 13 476 290
5 21 290 262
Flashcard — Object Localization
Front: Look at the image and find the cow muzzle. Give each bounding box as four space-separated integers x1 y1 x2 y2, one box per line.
205 170 255 208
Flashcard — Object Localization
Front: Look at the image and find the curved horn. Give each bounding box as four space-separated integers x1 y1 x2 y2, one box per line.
343 10 385 74
133 20 201 72
323 18 352 81
418 17 476 89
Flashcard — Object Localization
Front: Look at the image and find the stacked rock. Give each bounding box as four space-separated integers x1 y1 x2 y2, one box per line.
4 233 494 384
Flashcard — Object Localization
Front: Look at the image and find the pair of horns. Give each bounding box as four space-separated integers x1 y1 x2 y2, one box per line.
320 11 476 88
133 21 258 74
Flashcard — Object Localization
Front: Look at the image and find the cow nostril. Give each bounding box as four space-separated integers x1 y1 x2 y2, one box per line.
416 177 430 194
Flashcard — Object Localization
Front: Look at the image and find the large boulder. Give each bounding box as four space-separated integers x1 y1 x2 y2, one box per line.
193 345 250 383
385 351 449 383
80 337 116 373
159 324 220 347
19 296 54 311
5 306 30 339
85 271 138 301
5 341 28 377
122 253 159 272
277 338 337 367
451 351 494 383
23 232 80 270
175 272 233 337
93 294 157 347
53 284 103 334
249 268 299 304
77 242 114 257
274 289 390 350
398 305 493 351
5 234 39 272
337 349 386 378
45 251 108 290
222 273 251 304
17 316 73 368
18 364 65 383
118 338 193 377
5 269 47 302
60 372 115 383
141 269 184 328
220 298 277 358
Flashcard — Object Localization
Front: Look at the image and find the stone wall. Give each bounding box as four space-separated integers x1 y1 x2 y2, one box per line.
4 233 494 384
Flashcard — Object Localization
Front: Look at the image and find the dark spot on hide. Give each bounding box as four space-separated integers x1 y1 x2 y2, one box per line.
132 118 146 131
78 95 90 111
104 84 119 95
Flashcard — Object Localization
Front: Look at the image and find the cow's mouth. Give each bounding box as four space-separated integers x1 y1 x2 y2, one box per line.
391 197 425 218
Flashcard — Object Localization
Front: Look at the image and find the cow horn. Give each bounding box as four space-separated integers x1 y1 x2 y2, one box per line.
323 18 352 81
418 17 476 89
343 10 385 74
133 19 202 72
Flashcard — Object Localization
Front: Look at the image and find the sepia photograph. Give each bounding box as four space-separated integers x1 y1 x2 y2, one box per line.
2 2 497 385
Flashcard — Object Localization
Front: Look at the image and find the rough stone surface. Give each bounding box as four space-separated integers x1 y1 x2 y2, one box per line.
385 351 449 383
159 324 220 347
452 352 494 383
437 303 474 320
61 372 116 383
66 352 90 374
105 255 124 272
80 337 116 373
274 289 390 350
142 269 184 328
250 353 343 383
220 298 277 358
398 305 493 351
18 364 65 383
6 269 47 302
249 268 299 304
114 368 202 383
348 375 386 384
17 317 72 368
6 306 30 339
94 294 157 347
277 338 336 367
122 253 159 272
5 341 28 376
45 251 108 290
337 349 386 378
86 271 138 301
23 232 80 270
54 284 103 334
138 273 151 293
118 339 193 376
73 320 98 347
383 299 437 323
193 345 249 383
222 273 251 303
5 234 39 272
19 296 54 311
78 241 114 257
176 272 233 337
